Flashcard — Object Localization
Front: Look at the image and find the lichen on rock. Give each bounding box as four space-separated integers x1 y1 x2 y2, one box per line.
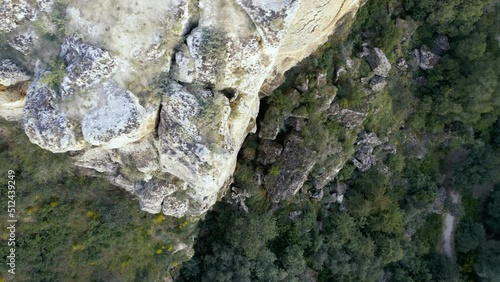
0 59 31 86
81 82 156 149
1 0 363 218
23 74 84 153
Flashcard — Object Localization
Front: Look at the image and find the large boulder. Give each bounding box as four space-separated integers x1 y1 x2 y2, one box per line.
23 74 84 153
415 45 440 70
81 82 157 148
369 75 387 92
265 134 316 202
59 37 117 97
352 132 382 172
258 140 283 165
366 48 391 77
0 0 37 33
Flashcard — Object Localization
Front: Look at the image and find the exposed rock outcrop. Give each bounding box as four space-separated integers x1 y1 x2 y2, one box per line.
59 37 117 97
0 60 30 121
1 0 362 217
415 45 440 70
352 131 382 172
23 74 84 153
81 82 156 148
0 59 30 86
369 75 387 92
0 0 37 33
366 47 391 77
265 134 316 203
258 140 283 165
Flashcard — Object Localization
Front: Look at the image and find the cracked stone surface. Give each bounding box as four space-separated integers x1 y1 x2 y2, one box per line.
1 0 361 217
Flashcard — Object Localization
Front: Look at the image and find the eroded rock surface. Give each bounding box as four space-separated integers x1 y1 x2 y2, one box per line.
265 134 317 203
366 47 391 77
1 0 362 217
0 59 30 86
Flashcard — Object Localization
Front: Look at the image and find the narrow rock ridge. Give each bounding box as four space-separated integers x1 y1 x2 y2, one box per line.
0 0 361 217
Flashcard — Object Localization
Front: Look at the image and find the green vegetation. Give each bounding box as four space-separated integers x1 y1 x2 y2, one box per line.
39 58 66 92
0 125 197 281
1 0 499 281
180 0 500 281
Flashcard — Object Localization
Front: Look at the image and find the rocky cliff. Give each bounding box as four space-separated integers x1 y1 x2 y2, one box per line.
0 0 360 218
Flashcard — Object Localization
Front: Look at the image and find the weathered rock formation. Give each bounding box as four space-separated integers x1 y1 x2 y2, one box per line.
265 134 316 203
366 47 391 77
0 0 361 217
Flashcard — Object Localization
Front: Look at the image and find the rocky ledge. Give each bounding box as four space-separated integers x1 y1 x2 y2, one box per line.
0 0 361 218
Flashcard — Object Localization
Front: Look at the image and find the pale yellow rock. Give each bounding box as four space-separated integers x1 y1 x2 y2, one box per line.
3 0 361 217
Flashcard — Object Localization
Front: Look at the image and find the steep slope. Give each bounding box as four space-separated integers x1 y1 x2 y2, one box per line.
0 0 361 218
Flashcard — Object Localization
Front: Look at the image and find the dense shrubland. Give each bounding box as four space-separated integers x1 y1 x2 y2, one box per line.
0 124 197 281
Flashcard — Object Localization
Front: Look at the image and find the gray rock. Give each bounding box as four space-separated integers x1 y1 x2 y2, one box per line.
353 145 376 171
259 106 282 140
395 18 419 43
158 81 235 214
329 103 369 128
295 73 309 93
139 180 178 214
357 131 382 147
228 186 250 213
288 210 303 221
337 109 368 128
369 75 387 92
316 86 337 112
366 48 391 77
335 182 348 195
258 140 283 165
324 193 337 209
265 134 316 203
74 148 118 174
335 66 347 81
316 70 328 88
236 0 300 48
416 45 440 70
0 81 27 121
111 174 137 194
396 58 408 71
337 193 345 204
312 145 347 190
0 60 30 86
433 34 450 55
162 197 189 218
383 143 397 155
60 37 117 97
1 0 365 219
310 188 324 200
0 0 37 33
352 132 381 171
8 30 38 55
171 44 195 83
116 136 160 179
284 117 305 132
23 74 83 153
357 42 371 58
81 82 155 148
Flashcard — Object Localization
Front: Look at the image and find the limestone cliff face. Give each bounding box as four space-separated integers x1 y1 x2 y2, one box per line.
0 0 360 217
